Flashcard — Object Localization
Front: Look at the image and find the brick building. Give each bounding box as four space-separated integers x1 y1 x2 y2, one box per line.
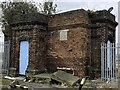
4 9 117 78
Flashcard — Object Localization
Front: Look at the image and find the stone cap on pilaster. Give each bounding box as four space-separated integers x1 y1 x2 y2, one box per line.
89 10 118 27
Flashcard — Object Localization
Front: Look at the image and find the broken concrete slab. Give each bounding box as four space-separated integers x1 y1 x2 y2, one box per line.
31 71 81 86
51 70 81 86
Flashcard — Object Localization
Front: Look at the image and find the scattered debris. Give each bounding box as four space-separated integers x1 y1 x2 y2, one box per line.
9 80 28 89
23 76 31 82
4 71 86 89
2 72 118 89
79 77 87 90
4 76 16 80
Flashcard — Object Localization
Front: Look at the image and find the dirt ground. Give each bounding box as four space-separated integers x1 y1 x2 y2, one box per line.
83 79 118 88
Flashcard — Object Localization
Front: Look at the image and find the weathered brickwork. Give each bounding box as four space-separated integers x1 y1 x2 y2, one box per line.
47 28 91 76
4 9 117 78
47 10 91 77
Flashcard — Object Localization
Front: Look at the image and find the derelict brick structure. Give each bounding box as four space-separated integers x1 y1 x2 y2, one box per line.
4 13 48 76
4 9 117 77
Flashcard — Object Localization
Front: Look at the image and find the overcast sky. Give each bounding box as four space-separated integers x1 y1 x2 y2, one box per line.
0 0 119 43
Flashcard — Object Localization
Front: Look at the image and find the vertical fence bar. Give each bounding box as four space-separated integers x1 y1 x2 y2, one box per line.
118 43 120 80
7 41 10 75
101 44 103 80
112 43 114 80
102 43 105 81
103 45 104 80
4 42 7 74
5 42 7 74
103 44 104 80
110 43 112 80
107 43 109 81
104 44 106 80
1 42 4 73
5 41 10 74
3 42 5 73
0 42 2 73
116 43 118 80
112 43 115 79
105 44 107 80
103 43 105 81
114 43 116 80
101 43 104 80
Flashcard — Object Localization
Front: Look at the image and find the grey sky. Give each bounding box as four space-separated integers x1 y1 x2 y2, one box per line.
0 0 119 43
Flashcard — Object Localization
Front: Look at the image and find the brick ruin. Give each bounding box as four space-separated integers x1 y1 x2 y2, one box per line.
4 9 118 78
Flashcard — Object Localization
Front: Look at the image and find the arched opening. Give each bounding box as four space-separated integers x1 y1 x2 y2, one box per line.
19 40 29 75
107 35 113 43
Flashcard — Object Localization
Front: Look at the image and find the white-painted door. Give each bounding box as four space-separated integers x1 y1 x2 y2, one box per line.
19 41 29 75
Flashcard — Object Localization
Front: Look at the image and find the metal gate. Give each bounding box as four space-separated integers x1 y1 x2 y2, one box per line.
101 41 119 82
0 41 10 74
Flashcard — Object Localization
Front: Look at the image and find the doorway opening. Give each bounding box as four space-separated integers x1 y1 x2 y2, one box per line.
19 41 29 75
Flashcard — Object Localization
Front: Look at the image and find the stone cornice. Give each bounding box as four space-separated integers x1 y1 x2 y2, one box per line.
11 25 47 31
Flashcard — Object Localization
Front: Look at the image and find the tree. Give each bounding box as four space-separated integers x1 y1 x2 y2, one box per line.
0 2 38 29
39 0 57 15
0 1 58 31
